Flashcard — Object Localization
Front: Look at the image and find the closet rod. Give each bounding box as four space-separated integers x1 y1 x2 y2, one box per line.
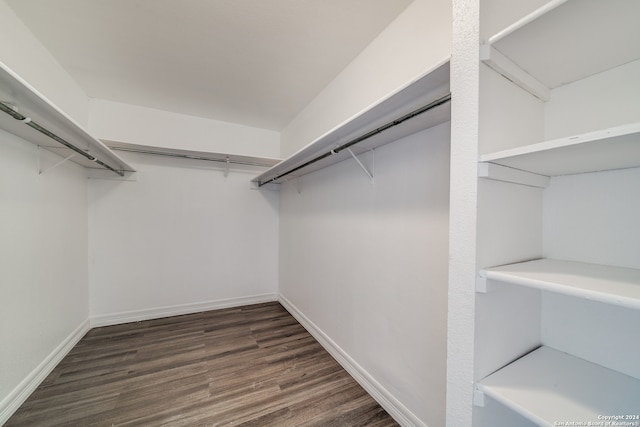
109 146 274 167
259 92 451 186
0 101 124 176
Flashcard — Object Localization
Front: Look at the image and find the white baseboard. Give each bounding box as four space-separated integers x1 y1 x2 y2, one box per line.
90 293 278 327
278 295 426 427
0 319 91 426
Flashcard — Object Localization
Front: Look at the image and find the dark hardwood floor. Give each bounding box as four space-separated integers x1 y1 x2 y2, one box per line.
6 302 399 426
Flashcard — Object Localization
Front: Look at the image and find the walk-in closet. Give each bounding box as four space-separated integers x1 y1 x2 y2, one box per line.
1 0 638 426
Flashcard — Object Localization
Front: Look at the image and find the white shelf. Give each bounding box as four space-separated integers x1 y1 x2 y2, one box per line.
104 141 281 168
482 0 640 98
479 122 640 177
0 61 134 176
252 60 450 186
477 346 640 426
481 258 640 310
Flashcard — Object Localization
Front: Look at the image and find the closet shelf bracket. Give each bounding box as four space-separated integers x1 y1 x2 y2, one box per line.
475 271 500 293
346 148 374 183
473 384 486 407
38 147 76 175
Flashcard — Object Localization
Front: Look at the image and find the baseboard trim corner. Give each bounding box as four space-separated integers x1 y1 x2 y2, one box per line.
0 318 91 425
90 293 279 327
278 295 426 427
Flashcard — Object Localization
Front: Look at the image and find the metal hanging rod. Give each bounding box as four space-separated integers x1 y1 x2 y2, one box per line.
259 92 452 187
0 101 125 176
109 145 275 168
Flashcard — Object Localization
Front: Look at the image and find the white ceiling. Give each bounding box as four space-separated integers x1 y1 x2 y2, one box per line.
7 0 414 131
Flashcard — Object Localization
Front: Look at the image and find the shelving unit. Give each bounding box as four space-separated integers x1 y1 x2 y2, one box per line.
480 259 640 310
252 60 450 187
0 61 134 176
476 346 640 427
473 1 640 426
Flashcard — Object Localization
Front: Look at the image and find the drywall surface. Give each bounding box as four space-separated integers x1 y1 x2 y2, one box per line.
0 130 89 417
88 153 279 321
543 167 640 270
88 99 280 158
448 0 479 425
0 0 89 127
479 64 544 154
542 293 640 381
544 59 640 140
279 124 450 426
280 0 451 157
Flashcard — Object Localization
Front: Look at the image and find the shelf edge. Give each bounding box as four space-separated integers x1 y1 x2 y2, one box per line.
482 259 640 311
479 122 640 163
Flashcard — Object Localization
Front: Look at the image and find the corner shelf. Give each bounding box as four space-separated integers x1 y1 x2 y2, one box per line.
252 59 450 187
479 258 640 311
479 122 640 181
481 0 640 100
476 346 640 427
0 61 134 176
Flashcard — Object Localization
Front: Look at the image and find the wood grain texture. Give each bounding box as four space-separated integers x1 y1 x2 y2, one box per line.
6 302 399 426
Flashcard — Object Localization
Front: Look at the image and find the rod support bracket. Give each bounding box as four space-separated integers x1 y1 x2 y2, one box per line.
38 147 76 175
346 148 374 183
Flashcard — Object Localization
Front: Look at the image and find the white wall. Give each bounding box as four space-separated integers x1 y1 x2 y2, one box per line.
0 131 89 422
543 167 640 270
280 0 451 158
544 59 640 140
0 3 92 422
0 0 89 127
279 123 450 427
447 1 479 426
89 99 280 158
88 153 279 324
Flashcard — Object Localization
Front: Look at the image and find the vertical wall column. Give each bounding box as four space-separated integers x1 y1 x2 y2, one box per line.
447 0 480 426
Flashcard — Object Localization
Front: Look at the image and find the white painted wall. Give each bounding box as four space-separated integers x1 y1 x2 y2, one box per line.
280 0 451 158
447 1 479 426
0 3 92 422
542 293 640 381
0 130 89 421
0 0 89 127
544 59 640 140
543 167 640 270
88 153 279 324
279 124 450 427
478 63 544 154
88 99 280 158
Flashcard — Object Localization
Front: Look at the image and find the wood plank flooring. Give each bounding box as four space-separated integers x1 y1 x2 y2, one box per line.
6 302 399 426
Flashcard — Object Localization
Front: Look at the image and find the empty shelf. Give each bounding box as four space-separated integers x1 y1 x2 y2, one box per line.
477 346 640 426
104 141 282 168
482 259 640 310
484 0 640 93
479 122 640 177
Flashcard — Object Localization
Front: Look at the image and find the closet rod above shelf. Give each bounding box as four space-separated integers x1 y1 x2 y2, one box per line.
259 93 451 187
252 59 451 187
104 141 282 168
0 60 134 176
0 101 125 176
